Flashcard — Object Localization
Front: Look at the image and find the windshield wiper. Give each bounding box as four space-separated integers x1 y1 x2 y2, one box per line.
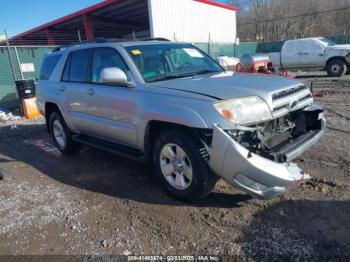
148 69 221 83
148 74 186 82
166 69 221 79
189 69 222 76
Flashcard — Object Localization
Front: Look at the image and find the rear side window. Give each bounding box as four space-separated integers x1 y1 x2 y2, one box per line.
70 49 90 82
63 49 90 82
40 55 62 80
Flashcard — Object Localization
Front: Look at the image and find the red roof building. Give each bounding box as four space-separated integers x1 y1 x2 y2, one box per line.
10 0 237 45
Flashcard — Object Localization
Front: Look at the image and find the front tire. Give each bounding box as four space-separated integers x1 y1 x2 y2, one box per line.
153 129 218 201
49 112 81 154
327 59 347 77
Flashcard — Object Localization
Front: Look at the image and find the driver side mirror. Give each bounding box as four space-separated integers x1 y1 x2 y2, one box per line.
101 67 133 87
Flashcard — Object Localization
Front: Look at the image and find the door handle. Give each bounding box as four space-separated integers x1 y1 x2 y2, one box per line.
58 85 65 92
86 88 95 96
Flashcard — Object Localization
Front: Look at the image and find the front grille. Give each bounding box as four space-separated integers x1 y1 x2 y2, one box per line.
273 105 287 112
272 94 313 113
272 85 308 101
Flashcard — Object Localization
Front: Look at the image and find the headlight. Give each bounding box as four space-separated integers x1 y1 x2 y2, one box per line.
213 96 272 125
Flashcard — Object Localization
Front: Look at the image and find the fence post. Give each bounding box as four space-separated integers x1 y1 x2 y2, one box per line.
14 47 24 80
208 32 211 57
77 30 82 42
4 30 18 81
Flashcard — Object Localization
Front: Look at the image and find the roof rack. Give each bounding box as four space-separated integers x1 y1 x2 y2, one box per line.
141 37 171 42
52 38 110 52
51 37 171 52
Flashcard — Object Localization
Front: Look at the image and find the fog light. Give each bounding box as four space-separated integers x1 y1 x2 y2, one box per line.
235 173 267 191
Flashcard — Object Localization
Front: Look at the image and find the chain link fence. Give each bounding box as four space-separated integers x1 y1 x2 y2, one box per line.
0 46 53 109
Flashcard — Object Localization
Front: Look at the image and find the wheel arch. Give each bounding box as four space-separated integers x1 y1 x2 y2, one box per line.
144 120 210 159
326 56 347 67
45 102 61 133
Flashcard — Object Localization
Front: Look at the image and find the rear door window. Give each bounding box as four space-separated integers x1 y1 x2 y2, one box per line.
305 40 323 54
69 49 90 82
283 40 299 55
40 54 62 80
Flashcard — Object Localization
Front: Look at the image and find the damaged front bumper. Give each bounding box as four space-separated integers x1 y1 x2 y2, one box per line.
209 109 326 199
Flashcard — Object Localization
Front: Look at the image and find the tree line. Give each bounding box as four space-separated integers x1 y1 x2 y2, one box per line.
235 0 350 42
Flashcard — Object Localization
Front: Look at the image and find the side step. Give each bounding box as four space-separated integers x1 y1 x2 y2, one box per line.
72 135 145 161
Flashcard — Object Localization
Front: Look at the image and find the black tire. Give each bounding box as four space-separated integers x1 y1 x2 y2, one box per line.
153 129 218 201
49 112 81 154
326 59 347 77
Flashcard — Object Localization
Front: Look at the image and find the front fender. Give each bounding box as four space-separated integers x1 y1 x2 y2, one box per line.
141 103 208 128
135 103 208 152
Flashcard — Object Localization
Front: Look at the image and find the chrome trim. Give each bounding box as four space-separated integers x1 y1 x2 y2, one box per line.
272 85 308 101
272 97 314 118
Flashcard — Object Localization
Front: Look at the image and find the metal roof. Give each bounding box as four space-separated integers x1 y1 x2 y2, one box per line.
10 0 151 45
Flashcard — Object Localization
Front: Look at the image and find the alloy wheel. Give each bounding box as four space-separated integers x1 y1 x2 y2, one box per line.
159 143 193 190
52 119 67 149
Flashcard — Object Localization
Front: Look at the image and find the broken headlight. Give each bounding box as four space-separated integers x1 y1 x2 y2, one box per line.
214 96 272 126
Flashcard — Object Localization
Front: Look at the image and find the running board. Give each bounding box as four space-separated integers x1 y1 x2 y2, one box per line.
72 135 145 161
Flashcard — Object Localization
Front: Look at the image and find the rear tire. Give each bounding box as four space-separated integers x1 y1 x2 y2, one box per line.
153 129 218 201
326 59 347 77
49 112 81 154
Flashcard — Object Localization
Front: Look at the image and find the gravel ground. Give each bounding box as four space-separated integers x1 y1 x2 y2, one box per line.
0 72 349 260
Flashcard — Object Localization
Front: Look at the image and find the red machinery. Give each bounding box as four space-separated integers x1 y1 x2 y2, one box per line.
235 54 324 98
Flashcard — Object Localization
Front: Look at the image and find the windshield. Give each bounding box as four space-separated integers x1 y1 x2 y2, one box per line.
318 38 336 47
125 43 223 82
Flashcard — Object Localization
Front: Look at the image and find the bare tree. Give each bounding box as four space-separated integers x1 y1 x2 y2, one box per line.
238 0 350 42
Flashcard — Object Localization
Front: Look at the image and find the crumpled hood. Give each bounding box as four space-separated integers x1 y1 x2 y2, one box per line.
150 71 303 101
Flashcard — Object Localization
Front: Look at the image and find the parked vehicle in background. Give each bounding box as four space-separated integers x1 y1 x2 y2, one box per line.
268 37 350 77
36 39 325 202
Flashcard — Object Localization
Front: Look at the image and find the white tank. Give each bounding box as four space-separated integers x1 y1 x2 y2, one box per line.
239 54 270 69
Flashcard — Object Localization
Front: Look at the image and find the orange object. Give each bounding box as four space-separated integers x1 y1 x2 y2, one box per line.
22 97 41 119
221 109 233 121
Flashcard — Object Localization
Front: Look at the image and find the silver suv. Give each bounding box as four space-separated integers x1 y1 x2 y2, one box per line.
37 39 326 201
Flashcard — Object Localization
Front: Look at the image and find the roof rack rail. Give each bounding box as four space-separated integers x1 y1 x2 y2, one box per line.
51 37 171 52
52 38 110 52
141 37 171 42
